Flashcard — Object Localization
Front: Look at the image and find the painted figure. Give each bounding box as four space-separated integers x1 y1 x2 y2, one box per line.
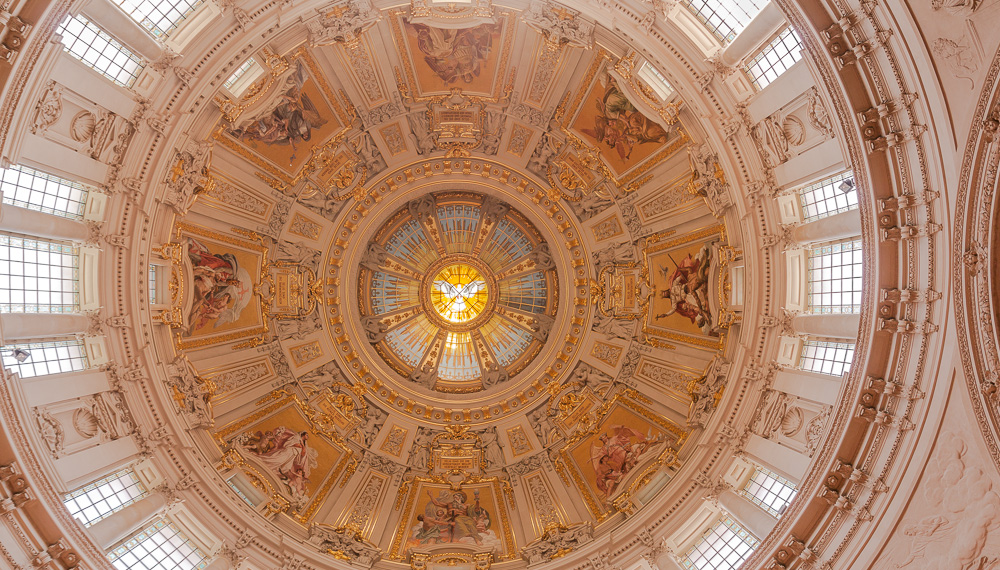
411 23 497 85
407 488 500 553
581 79 669 161
590 424 662 501
241 426 319 502
230 61 327 164
185 237 253 335
655 243 713 334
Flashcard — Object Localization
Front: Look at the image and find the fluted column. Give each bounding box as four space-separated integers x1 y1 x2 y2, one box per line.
0 313 89 344
79 0 164 61
717 490 778 540
791 210 862 245
87 491 167 549
719 2 786 67
0 203 90 242
791 313 860 340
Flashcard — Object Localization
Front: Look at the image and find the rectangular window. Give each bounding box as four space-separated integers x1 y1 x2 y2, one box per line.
807 239 863 314
740 467 797 517
1 339 89 378
114 0 205 37
744 27 804 90
681 0 766 44
799 171 858 222
0 165 91 220
64 468 148 527
638 61 674 100
0 234 79 313
58 15 146 88
682 516 759 570
108 518 207 570
799 339 855 376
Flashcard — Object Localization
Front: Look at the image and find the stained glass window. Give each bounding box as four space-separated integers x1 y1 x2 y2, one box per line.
362 194 556 389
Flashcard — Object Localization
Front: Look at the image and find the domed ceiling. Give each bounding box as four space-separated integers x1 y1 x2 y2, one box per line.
79 0 760 565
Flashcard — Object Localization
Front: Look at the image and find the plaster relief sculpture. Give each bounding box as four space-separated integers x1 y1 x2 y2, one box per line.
687 356 730 428
162 140 213 215
309 524 382 567
361 315 389 343
481 109 506 155
874 432 1000 569
529 406 559 445
30 81 62 135
526 131 559 178
569 185 615 222
360 242 390 272
410 428 434 471
593 241 637 267
520 522 594 565
277 240 322 269
481 427 506 468
407 111 436 155
353 132 387 175
304 0 379 47
932 32 982 89
591 312 635 341
164 355 216 429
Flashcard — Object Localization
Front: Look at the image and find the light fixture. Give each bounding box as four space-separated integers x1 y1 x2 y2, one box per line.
838 178 855 193
11 349 30 362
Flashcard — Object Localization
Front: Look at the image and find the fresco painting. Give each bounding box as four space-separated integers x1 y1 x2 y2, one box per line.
400 482 506 556
180 231 263 341
225 60 343 175
231 405 343 508
403 21 503 94
572 75 674 175
647 238 719 337
567 405 677 509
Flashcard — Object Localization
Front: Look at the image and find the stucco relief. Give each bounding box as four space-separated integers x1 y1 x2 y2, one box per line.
874 431 1000 569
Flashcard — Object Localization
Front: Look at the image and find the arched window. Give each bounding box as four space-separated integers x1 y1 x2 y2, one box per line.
806 238 863 314
739 466 797 516
1 339 89 378
798 171 858 222
744 27 803 90
114 0 205 37
0 165 91 220
682 516 759 570
681 0 766 44
0 234 79 313
108 518 207 570
63 468 148 527
57 15 146 88
798 339 856 376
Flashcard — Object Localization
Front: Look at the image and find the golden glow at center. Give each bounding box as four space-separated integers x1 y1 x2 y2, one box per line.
430 264 489 323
